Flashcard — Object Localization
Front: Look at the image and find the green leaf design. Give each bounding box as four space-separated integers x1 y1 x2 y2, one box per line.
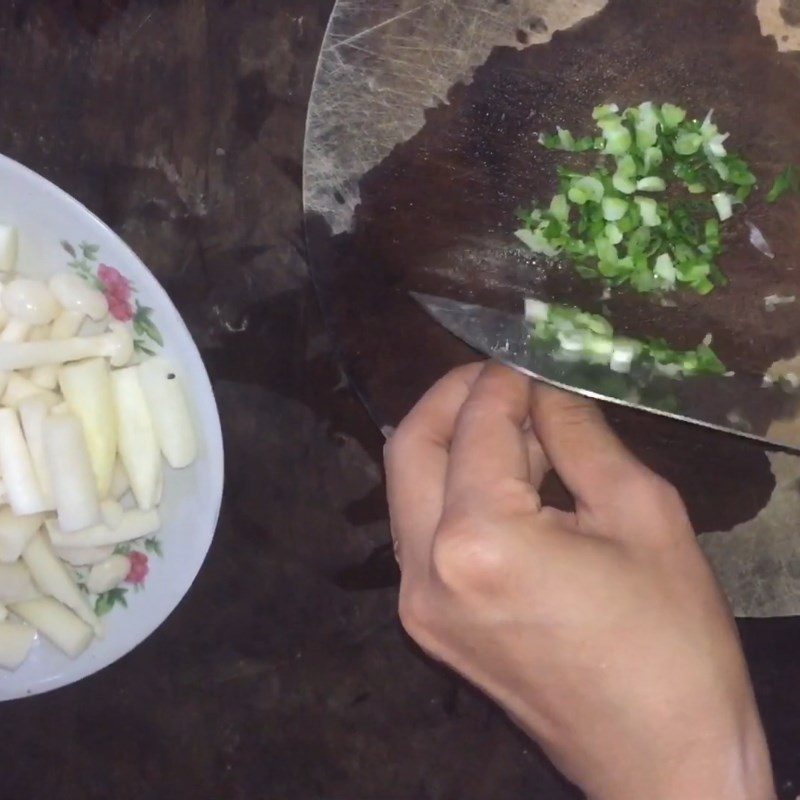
95 587 128 616
134 340 157 357
113 543 132 556
134 303 164 347
61 241 76 258
144 537 163 558
80 241 100 261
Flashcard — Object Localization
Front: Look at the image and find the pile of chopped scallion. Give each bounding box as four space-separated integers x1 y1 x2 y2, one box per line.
516 101 758 295
516 101 800 378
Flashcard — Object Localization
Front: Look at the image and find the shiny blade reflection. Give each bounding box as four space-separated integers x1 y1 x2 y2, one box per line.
412 292 800 452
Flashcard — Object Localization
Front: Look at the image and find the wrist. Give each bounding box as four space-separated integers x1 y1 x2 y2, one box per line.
592 724 776 800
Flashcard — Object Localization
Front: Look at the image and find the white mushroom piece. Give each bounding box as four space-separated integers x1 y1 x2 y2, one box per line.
1 278 60 335
0 278 61 394
0 283 9 331
0 321 133 371
85 554 130 594
30 273 109 389
0 225 18 274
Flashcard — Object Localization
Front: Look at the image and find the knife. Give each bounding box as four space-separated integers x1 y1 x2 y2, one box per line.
412 292 800 451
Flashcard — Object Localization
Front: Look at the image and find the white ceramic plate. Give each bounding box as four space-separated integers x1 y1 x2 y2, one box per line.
0 154 224 700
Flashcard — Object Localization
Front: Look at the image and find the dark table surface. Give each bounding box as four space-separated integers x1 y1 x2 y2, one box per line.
1 2 799 799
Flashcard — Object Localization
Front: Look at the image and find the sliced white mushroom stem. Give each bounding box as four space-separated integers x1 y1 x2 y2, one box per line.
10 597 93 658
26 324 50 342
0 620 36 670
109 459 131 500
1 278 60 326
18 395 58 510
138 358 197 468
22 531 102 635
29 312 82 389
59 358 117 498
0 318 31 343
0 318 33 395
45 508 160 548
0 285 8 330
0 225 18 274
50 309 85 338
100 498 124 528
1 373 59 408
111 366 161 510
0 407 48 515
42 413 101 533
48 273 108 322
0 561 41 603
0 322 133 371
0 507 43 563
53 544 115 567
31 275 110 389
86 554 130 594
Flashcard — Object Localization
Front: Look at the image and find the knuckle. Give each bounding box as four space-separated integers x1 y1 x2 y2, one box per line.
482 478 541 518
627 470 688 522
456 395 494 427
639 471 682 506
432 518 508 594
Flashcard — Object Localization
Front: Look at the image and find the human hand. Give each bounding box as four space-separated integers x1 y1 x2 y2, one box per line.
385 362 775 800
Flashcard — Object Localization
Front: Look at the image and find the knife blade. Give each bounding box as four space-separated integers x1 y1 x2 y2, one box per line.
412 292 800 451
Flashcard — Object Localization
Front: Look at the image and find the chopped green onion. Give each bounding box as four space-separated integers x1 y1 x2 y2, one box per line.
711 191 733 221
518 101 758 295
635 102 659 150
767 165 800 203
612 172 637 195
568 176 604 205
616 154 637 178
557 330 585 352
601 121 632 156
602 197 628 221
674 131 703 156
524 298 549 323
643 147 664 173
660 103 687 129
604 222 623 245
634 196 660 227
610 339 638 373
524 297 726 378
549 194 569 222
595 235 619 265
592 103 619 120
636 177 666 192
515 227 560 257
654 253 676 288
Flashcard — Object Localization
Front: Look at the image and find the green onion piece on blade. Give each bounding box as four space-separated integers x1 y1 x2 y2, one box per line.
524 298 726 378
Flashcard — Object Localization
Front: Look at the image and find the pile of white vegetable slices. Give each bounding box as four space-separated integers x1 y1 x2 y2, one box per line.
0 226 196 671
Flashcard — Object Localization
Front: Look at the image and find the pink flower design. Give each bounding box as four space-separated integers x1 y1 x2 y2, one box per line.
126 551 149 585
97 263 134 322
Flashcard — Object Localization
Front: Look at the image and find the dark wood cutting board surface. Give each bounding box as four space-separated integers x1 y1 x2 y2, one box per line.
307 0 800 534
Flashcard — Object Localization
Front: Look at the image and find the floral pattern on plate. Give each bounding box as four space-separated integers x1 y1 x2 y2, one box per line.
60 240 165 615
